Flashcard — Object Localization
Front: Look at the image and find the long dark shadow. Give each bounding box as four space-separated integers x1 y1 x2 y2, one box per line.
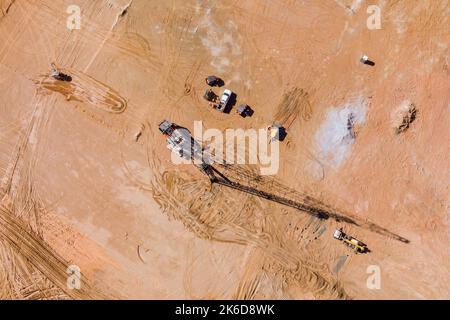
199 164 410 244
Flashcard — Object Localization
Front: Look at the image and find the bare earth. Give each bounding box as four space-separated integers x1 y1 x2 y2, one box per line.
0 0 449 299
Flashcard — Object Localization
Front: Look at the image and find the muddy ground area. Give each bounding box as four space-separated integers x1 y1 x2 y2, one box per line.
0 0 449 299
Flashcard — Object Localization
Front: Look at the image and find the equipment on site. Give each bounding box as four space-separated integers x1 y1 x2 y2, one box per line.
158 120 388 250
333 228 367 253
236 104 253 118
268 123 286 143
203 89 218 102
159 121 361 228
205 75 222 87
50 63 72 82
216 89 232 112
159 120 203 161
203 89 222 111
360 54 375 66
204 88 233 113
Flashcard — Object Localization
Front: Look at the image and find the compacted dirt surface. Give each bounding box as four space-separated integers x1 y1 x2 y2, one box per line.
0 0 449 299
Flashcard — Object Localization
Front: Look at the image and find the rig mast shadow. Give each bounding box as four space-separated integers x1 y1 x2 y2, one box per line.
197 164 409 244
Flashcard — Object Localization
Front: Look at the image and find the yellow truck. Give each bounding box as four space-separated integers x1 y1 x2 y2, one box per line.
333 228 368 254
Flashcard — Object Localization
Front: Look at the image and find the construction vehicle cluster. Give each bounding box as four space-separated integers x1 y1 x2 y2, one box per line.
203 75 253 118
159 74 369 255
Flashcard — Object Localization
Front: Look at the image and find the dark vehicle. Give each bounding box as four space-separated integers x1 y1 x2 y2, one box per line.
51 71 72 82
50 63 72 82
236 104 253 118
205 75 223 87
203 89 218 102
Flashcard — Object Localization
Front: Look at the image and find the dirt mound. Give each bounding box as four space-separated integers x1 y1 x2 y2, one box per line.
391 101 417 134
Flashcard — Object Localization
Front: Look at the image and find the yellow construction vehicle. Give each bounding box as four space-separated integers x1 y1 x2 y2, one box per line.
333 228 368 254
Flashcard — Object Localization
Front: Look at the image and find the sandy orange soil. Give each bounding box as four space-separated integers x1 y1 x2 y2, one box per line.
0 0 449 299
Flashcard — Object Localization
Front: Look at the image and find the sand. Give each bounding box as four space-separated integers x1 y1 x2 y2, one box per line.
0 0 449 299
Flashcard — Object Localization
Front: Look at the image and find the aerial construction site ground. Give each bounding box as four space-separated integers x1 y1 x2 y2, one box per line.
0 0 449 299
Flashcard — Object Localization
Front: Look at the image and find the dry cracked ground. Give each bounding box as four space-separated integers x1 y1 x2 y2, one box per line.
0 0 449 299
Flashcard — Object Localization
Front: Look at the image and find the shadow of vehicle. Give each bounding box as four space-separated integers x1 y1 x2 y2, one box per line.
222 92 237 114
362 59 375 66
278 127 287 141
270 125 287 142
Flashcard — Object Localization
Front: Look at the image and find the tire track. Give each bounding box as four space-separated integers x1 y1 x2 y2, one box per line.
34 66 127 114
0 204 108 299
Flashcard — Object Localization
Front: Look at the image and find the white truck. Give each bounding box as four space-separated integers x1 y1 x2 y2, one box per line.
216 89 232 112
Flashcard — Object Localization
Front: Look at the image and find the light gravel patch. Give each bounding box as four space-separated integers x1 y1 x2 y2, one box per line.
314 96 367 168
